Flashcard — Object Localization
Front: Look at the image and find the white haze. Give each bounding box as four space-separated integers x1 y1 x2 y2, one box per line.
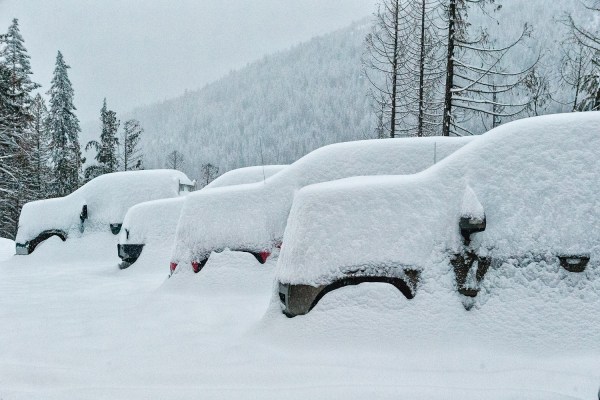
0 0 375 122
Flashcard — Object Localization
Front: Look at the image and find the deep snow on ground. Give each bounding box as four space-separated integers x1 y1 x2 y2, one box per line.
0 237 14 261
0 236 598 399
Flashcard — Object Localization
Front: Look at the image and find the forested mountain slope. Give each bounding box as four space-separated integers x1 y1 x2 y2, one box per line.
128 21 372 177
128 1 586 179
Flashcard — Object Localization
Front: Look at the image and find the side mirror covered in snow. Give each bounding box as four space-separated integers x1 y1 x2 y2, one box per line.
459 215 486 244
460 186 486 245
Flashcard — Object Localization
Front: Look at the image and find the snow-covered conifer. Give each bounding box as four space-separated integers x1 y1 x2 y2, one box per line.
85 98 120 180
28 94 52 198
47 51 82 196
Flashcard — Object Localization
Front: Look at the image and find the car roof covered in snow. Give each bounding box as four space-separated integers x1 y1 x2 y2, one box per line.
17 169 192 243
205 165 287 189
276 113 600 286
173 136 474 263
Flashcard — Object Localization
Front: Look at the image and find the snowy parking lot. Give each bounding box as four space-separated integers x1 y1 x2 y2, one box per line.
0 232 598 399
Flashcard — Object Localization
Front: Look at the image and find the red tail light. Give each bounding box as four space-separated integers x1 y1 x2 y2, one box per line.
192 261 200 273
258 251 271 264
170 262 178 273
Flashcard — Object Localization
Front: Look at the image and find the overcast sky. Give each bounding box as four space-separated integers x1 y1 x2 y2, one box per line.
0 0 375 123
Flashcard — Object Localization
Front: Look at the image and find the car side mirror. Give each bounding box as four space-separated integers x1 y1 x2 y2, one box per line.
80 204 88 221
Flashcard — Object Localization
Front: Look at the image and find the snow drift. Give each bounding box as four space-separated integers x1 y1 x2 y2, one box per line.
0 238 14 261
172 137 474 270
16 170 194 252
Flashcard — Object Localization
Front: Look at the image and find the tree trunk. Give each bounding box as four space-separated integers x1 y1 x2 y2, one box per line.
418 0 426 137
390 0 400 138
442 0 456 136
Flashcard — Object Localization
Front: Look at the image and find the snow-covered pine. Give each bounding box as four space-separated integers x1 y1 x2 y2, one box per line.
28 94 53 199
47 51 82 197
120 119 143 171
0 18 40 239
0 62 24 239
0 19 39 108
85 99 120 180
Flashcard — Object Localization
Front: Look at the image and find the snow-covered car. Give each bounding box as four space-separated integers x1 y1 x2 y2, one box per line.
117 165 287 269
170 136 474 275
15 170 195 255
275 113 600 317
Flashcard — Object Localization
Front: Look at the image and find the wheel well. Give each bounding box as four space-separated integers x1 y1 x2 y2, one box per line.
309 275 417 312
28 230 68 253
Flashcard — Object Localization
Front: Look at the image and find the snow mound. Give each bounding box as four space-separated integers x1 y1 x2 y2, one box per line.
461 185 485 222
16 169 193 244
0 238 14 261
205 165 287 188
275 113 600 316
173 136 474 266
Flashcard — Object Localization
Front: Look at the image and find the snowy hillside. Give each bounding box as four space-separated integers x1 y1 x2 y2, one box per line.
127 21 373 177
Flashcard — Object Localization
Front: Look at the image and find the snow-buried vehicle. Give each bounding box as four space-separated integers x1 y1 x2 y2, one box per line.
117 165 287 269
16 170 195 255
275 113 600 317
170 137 474 275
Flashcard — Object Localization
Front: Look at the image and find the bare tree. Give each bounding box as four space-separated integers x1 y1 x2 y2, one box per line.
363 0 402 138
560 38 594 111
165 150 185 171
200 163 219 187
395 0 445 137
120 119 143 171
441 0 537 136
563 1 600 111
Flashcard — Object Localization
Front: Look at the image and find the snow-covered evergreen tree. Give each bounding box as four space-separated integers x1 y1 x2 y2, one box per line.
28 94 52 198
1 19 39 108
0 18 40 238
120 119 143 171
47 51 82 197
0 65 33 238
85 98 120 180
